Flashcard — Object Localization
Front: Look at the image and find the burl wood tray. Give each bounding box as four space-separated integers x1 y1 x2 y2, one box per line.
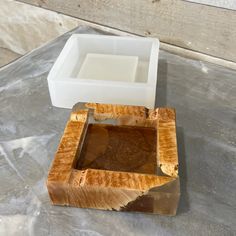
47 103 180 215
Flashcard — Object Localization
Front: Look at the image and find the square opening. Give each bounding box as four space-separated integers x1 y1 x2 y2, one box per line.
54 35 154 83
76 123 157 175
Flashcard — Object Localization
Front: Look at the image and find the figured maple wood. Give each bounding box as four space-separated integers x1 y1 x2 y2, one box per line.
157 108 178 177
71 169 174 190
47 110 88 183
65 169 175 211
86 103 157 127
85 103 148 120
70 109 89 122
47 104 180 215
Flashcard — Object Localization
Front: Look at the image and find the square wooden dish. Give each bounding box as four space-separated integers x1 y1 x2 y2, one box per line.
47 103 180 215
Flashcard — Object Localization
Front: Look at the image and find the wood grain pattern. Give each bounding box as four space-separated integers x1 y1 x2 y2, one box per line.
86 103 158 127
67 169 176 211
47 110 88 183
47 104 180 215
18 0 236 62
72 169 174 190
85 103 147 120
157 108 178 177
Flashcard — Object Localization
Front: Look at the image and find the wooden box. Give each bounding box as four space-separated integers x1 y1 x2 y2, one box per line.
47 103 180 215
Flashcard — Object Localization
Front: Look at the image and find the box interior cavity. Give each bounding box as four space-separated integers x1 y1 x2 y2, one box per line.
54 36 153 83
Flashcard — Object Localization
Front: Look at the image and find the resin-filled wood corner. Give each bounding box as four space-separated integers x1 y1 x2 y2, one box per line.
47 103 180 215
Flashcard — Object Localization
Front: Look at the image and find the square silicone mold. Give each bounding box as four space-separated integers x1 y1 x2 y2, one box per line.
47 34 159 108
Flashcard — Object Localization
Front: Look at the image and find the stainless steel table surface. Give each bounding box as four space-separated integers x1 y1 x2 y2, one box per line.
0 26 235 236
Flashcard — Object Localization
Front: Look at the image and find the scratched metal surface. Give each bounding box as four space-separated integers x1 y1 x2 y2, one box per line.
0 26 235 236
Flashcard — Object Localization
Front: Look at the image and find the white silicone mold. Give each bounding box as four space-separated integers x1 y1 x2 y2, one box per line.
47 34 159 108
